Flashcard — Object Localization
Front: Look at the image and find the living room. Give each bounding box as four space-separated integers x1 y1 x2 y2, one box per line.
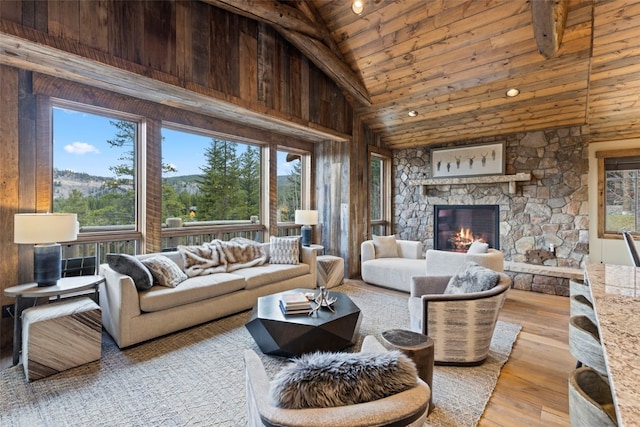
1 0 638 426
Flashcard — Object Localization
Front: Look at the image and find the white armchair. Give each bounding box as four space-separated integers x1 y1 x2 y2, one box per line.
244 335 431 427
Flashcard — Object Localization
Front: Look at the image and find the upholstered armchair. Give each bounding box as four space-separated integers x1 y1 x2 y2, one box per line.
244 335 431 427
408 271 511 365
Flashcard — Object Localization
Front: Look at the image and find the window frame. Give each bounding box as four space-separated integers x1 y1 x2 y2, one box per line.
51 98 145 241
596 148 640 239
368 147 392 237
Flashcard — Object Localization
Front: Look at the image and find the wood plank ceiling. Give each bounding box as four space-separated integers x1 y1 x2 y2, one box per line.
303 0 640 149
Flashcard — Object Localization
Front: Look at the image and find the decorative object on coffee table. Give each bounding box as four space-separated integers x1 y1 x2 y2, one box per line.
245 288 361 357
309 286 336 315
381 329 435 414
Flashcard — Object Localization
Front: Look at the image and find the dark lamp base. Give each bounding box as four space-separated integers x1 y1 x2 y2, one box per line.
34 243 62 287
301 225 312 247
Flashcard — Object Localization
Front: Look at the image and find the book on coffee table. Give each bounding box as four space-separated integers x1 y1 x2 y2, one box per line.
279 292 312 315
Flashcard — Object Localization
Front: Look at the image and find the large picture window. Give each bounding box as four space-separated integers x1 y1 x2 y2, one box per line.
597 149 640 237
369 150 391 236
277 149 304 223
52 104 140 233
161 126 261 224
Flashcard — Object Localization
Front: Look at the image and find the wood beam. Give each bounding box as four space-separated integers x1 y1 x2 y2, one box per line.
201 0 371 107
0 25 350 144
531 0 569 58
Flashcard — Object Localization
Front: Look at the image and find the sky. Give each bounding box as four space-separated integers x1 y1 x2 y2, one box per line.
53 107 294 178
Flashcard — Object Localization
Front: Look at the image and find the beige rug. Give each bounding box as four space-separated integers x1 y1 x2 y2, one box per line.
0 282 520 426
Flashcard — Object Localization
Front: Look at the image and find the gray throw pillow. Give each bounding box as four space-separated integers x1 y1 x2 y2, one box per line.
141 255 188 288
444 261 499 295
467 240 489 254
270 350 417 409
106 253 153 290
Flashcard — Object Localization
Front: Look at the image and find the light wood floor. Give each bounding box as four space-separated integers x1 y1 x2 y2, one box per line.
1 281 575 426
351 280 574 427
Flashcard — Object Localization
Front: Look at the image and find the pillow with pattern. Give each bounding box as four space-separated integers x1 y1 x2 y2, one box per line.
269 236 300 265
141 255 188 287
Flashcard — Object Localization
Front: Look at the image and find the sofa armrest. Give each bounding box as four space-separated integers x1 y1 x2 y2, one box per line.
99 263 142 348
397 240 424 259
410 275 450 297
361 240 376 262
301 245 317 286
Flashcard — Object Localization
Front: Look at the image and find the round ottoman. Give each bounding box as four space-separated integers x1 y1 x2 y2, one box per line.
317 255 344 289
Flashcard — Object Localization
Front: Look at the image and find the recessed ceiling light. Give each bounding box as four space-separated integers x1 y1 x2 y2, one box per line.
408 110 418 117
352 0 364 15
506 88 520 97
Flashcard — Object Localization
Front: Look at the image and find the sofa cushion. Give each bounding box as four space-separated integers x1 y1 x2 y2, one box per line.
269 236 300 265
444 262 499 295
141 255 188 288
361 258 426 293
106 253 154 290
138 273 246 312
270 350 417 409
232 263 310 290
373 235 399 258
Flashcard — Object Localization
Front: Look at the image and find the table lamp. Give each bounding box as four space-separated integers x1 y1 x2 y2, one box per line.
14 213 79 286
295 210 318 247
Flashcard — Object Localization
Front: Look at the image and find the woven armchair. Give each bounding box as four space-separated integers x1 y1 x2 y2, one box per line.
244 335 431 427
408 272 511 365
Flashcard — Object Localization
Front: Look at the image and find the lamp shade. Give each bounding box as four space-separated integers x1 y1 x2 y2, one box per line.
294 210 318 226
14 213 79 244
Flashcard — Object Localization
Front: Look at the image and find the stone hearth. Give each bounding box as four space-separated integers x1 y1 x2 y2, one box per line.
392 126 589 296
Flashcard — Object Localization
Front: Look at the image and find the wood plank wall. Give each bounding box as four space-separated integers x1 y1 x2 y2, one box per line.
0 0 375 352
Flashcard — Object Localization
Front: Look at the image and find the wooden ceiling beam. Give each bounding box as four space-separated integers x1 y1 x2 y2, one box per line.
531 0 569 58
201 0 371 107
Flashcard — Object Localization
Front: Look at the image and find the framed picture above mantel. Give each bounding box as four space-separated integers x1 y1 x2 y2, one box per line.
431 142 505 178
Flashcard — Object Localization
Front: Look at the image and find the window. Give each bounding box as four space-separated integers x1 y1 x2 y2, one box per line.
597 149 640 237
161 126 261 224
52 104 141 233
370 151 391 236
277 149 304 223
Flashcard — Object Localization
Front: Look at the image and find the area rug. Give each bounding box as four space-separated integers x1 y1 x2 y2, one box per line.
0 282 520 426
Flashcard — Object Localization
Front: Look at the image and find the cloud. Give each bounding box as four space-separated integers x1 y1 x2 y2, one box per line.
64 142 100 155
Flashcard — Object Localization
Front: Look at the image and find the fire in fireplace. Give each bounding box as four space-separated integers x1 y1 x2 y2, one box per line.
433 205 500 252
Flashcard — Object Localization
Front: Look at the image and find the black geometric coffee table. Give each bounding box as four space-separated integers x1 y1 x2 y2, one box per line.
245 288 362 357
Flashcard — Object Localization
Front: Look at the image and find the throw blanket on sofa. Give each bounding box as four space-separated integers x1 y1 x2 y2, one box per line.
178 239 267 277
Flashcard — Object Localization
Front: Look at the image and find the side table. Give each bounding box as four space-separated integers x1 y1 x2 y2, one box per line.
381 329 435 414
4 275 105 366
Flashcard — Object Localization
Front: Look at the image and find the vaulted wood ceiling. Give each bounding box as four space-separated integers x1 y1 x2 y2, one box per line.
272 0 640 150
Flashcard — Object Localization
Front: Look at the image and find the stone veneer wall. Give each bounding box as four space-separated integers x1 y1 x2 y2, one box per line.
393 126 590 295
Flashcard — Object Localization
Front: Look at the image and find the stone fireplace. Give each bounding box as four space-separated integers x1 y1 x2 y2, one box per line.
434 205 499 251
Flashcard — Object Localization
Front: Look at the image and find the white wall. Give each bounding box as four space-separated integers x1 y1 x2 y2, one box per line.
588 138 640 265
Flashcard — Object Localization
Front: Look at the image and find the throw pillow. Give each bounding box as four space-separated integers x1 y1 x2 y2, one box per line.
444 261 500 295
271 350 417 409
269 236 300 265
106 253 154 290
467 240 489 254
372 235 399 258
141 255 188 287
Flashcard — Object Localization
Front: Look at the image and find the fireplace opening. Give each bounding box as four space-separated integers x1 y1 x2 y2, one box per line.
434 205 500 252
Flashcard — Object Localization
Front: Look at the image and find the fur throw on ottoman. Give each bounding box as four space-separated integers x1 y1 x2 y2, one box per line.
270 350 418 409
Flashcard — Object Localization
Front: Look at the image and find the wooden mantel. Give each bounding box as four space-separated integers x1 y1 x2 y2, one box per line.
408 172 531 195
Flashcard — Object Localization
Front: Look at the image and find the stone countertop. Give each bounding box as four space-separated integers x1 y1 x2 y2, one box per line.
585 263 640 426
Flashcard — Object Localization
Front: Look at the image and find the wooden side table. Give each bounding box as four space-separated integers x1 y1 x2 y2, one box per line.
4 275 104 366
381 329 435 414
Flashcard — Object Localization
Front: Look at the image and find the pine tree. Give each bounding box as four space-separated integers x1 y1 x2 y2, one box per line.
238 146 260 219
197 138 243 220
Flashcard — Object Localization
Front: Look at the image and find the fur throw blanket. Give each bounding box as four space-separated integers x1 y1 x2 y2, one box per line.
270 350 418 409
178 238 267 277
